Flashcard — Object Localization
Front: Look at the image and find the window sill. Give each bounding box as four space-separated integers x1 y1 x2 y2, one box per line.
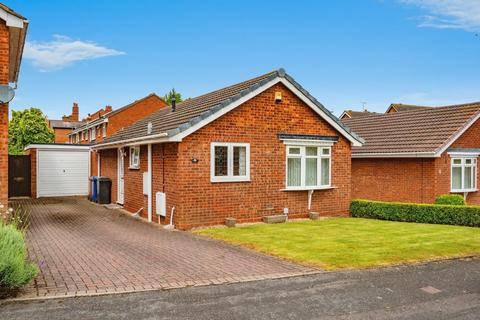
281 186 336 191
211 177 251 183
129 166 140 170
450 189 478 193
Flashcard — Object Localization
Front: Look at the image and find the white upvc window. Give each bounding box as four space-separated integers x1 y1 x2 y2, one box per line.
102 123 107 137
90 127 96 141
451 157 477 192
286 145 331 190
129 146 140 169
211 142 250 182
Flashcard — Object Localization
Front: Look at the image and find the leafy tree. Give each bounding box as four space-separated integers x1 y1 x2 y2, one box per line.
163 88 183 105
8 108 54 155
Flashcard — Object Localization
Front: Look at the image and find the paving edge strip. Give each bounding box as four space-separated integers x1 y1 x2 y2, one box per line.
1 270 322 304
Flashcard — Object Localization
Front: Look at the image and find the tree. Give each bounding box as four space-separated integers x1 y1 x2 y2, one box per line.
8 108 55 155
163 88 183 105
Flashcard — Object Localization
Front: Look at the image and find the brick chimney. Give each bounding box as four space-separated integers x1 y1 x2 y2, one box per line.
105 105 113 113
71 102 79 121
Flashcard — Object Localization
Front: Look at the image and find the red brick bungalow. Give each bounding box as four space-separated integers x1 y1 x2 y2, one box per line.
343 102 480 205
92 69 364 229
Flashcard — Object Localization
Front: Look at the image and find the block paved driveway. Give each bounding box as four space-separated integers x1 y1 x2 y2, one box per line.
16 197 315 299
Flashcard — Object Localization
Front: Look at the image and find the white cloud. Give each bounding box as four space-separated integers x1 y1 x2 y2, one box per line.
400 0 480 32
24 35 125 71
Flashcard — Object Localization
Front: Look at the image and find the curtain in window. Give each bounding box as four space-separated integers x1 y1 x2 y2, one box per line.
464 166 473 189
233 146 246 176
306 158 317 186
287 158 301 186
321 158 330 185
452 166 462 190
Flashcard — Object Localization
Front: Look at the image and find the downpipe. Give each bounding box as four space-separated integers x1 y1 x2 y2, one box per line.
164 207 175 230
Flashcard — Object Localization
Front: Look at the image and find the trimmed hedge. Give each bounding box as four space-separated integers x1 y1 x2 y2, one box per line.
434 194 465 206
350 199 480 227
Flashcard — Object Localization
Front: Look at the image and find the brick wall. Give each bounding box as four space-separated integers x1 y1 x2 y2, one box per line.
352 158 436 203
0 21 9 206
98 148 118 203
105 95 167 137
98 83 353 229
53 128 72 143
24 148 36 198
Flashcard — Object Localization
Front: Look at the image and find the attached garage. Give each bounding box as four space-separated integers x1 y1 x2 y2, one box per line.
25 144 90 198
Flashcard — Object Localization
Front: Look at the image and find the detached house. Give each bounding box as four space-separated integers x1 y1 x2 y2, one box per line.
93 69 363 229
343 102 480 205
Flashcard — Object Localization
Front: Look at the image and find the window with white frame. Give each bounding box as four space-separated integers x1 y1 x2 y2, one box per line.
211 142 250 182
451 157 477 192
102 123 107 137
90 127 96 141
286 145 331 189
129 146 140 169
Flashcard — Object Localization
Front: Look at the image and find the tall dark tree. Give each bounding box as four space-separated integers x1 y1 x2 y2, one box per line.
163 88 183 105
8 108 54 155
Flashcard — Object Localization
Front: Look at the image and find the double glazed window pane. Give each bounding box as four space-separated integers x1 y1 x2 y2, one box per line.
214 146 228 176
287 158 301 186
321 158 330 185
233 146 246 176
452 167 462 190
305 158 317 186
464 166 473 189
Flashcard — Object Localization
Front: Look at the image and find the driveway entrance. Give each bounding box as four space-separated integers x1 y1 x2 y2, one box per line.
17 197 315 298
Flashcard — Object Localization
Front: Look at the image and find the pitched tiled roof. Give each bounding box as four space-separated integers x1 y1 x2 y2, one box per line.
97 69 363 146
343 102 480 156
387 103 433 113
48 119 83 129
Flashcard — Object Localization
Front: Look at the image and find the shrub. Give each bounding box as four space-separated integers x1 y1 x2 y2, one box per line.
434 194 465 206
350 199 480 227
0 222 38 298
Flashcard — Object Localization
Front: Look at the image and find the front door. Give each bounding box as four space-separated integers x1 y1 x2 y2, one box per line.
117 148 125 205
8 155 31 197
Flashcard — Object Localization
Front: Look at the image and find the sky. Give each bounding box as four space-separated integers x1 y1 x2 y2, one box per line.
5 0 480 119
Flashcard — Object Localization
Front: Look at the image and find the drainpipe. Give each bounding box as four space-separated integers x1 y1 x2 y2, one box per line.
147 144 152 223
307 190 314 210
97 152 101 176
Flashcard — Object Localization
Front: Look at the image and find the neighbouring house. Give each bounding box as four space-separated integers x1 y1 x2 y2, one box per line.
0 3 28 205
343 102 480 205
385 103 432 113
67 93 168 178
47 103 84 143
24 93 168 198
92 69 364 230
340 109 378 120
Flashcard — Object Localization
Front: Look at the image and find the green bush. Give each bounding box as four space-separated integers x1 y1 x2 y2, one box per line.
350 199 480 227
435 194 466 206
0 222 38 298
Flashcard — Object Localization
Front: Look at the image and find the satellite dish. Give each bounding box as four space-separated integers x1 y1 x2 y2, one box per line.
0 85 14 103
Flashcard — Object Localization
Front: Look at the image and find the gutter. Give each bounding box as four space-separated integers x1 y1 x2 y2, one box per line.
91 132 170 150
352 152 438 158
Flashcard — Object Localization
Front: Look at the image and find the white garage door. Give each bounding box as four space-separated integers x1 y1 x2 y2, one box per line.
37 149 90 197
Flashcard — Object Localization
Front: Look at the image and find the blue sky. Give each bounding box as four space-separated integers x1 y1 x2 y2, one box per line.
6 0 480 119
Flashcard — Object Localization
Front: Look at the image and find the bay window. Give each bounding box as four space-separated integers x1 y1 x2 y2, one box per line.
286 145 331 189
451 157 477 192
211 142 250 182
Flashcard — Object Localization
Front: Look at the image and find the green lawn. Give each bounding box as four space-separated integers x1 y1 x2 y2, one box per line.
195 218 480 270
